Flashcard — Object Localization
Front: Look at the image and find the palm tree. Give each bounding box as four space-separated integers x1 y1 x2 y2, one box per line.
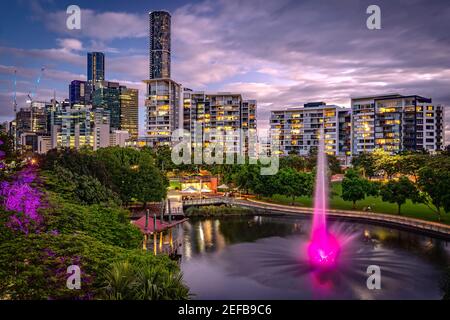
102 261 136 300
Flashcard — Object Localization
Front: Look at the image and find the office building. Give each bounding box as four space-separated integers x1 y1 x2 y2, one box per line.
69 80 87 105
93 81 121 131
119 87 139 140
87 52 105 83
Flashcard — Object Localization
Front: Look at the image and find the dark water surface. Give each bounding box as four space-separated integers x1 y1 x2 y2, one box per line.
178 215 450 299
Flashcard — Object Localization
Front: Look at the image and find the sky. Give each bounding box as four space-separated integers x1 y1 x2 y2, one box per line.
0 0 449 140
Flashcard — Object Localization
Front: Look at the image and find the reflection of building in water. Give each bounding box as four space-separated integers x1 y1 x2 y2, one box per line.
181 219 226 260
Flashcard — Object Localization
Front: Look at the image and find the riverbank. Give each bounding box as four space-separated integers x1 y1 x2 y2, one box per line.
262 182 450 224
231 198 450 237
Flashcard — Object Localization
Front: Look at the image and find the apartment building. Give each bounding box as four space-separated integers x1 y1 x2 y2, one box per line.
351 94 445 154
270 102 351 163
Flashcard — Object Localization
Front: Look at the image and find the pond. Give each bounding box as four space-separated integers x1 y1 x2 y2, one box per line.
178 215 450 299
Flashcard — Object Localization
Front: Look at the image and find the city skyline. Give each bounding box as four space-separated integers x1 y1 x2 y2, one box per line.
1 0 449 141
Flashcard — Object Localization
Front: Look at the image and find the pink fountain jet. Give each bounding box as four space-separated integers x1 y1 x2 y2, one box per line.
307 129 340 269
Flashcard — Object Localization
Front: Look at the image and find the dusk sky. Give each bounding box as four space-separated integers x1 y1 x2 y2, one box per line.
0 0 449 140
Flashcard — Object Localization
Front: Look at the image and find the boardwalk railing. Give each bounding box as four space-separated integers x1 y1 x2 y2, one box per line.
183 197 234 206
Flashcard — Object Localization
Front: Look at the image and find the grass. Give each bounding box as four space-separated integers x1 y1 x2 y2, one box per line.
169 180 181 190
262 182 450 225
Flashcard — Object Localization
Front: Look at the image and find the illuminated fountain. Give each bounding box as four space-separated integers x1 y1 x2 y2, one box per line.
307 130 340 269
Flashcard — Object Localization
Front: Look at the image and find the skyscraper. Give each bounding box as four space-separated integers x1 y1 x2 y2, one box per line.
87 52 105 82
69 80 87 105
149 11 171 79
92 81 121 131
119 87 139 140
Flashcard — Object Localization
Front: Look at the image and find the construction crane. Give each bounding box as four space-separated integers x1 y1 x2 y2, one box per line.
12 69 17 114
26 67 45 104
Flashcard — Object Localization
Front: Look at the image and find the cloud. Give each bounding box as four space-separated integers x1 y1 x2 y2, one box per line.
169 0 450 141
31 2 147 41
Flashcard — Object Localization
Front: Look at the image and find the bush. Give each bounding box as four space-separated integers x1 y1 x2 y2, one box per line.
185 205 253 217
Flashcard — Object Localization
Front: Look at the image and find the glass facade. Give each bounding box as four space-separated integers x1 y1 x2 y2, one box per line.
69 80 87 105
92 81 121 131
119 87 139 140
149 11 171 79
87 52 105 82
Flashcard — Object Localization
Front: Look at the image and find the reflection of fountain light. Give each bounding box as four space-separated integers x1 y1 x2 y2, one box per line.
307 130 341 269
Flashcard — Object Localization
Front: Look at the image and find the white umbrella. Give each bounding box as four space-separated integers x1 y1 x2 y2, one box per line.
217 184 229 189
200 187 212 193
181 186 198 193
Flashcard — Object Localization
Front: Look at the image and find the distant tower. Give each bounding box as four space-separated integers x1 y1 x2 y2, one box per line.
149 11 171 79
87 52 105 82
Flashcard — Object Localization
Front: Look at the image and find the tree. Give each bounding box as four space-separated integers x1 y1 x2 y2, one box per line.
277 168 313 204
95 147 167 206
341 169 374 209
232 164 260 194
0 132 19 165
351 152 376 178
279 154 306 172
380 176 418 214
372 148 400 179
397 153 428 182
417 159 450 221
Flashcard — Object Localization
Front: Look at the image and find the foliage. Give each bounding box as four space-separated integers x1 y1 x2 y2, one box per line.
42 147 167 207
380 176 419 214
102 260 189 300
351 152 376 177
0 232 181 300
44 193 142 249
95 147 168 206
185 205 253 217
416 157 450 221
43 166 120 206
341 169 377 208
277 168 313 204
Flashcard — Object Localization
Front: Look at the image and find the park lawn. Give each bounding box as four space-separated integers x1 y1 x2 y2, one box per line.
169 180 181 190
263 182 450 225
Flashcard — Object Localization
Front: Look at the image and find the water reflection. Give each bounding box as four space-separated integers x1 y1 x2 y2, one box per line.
180 216 450 299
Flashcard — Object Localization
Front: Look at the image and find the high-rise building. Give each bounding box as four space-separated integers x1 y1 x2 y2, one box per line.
149 11 171 79
269 102 351 162
183 91 257 155
15 101 49 149
93 108 111 150
144 78 182 145
93 81 121 131
144 10 258 151
87 52 105 82
69 80 87 105
56 107 94 149
119 87 139 140
351 94 445 154
53 106 111 150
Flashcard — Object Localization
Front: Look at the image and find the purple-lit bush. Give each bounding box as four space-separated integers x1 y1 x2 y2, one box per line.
0 167 44 234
